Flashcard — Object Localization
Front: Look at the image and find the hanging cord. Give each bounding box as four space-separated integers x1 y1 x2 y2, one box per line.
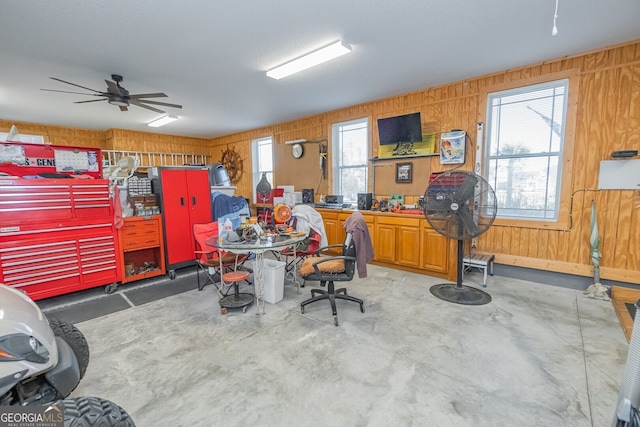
552 0 559 36
568 188 600 231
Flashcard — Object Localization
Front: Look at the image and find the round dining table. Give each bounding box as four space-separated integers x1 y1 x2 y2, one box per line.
206 234 307 314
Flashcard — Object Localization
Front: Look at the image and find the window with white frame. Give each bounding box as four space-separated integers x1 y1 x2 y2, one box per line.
484 79 569 221
251 136 273 203
331 118 368 203
0 132 45 144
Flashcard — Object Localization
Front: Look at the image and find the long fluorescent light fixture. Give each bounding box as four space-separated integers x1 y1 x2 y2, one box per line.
148 114 178 128
267 41 351 80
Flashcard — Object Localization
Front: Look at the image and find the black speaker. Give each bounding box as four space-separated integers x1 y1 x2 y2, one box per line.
357 193 372 210
302 189 314 204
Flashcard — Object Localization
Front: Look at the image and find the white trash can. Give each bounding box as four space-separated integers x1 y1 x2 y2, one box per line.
262 259 285 304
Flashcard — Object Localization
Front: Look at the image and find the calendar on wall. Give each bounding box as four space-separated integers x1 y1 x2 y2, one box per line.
54 149 89 172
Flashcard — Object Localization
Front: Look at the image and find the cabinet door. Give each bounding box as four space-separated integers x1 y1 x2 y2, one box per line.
374 223 396 263
319 210 341 253
186 169 213 226
420 227 449 272
396 225 420 267
160 169 193 266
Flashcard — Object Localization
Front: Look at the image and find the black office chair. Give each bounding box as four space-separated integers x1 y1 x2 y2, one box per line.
299 233 364 326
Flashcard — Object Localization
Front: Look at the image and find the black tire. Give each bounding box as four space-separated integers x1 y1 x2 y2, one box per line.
48 318 90 379
52 396 135 427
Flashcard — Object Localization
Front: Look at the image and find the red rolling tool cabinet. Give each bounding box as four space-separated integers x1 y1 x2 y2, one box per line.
0 142 121 300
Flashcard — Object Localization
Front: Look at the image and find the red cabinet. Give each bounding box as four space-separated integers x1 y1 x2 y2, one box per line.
150 167 212 276
0 179 121 300
117 215 166 284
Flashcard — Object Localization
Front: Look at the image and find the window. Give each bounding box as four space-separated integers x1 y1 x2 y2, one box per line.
331 118 368 203
0 132 45 144
251 136 273 203
484 79 569 222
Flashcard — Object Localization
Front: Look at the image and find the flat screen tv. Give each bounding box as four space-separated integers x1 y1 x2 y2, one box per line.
377 112 422 146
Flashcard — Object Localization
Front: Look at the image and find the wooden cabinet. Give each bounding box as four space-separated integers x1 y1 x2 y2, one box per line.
420 224 449 273
375 215 421 268
118 215 166 284
318 209 450 279
320 210 341 253
150 167 212 275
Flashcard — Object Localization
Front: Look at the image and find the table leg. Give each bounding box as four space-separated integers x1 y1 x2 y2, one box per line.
254 252 266 315
292 242 300 294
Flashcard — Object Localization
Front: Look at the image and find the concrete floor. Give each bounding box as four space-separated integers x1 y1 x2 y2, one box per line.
65 264 628 427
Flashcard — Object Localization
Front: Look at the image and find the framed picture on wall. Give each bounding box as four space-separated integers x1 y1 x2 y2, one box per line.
396 162 412 183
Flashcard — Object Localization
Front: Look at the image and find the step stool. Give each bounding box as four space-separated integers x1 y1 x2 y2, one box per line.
462 253 495 288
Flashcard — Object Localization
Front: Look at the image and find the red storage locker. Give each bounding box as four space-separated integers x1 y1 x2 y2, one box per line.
149 166 212 277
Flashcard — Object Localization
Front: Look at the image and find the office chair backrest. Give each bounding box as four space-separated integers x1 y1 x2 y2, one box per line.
343 233 357 278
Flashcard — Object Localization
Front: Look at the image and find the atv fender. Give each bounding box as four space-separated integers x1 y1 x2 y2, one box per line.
44 337 80 398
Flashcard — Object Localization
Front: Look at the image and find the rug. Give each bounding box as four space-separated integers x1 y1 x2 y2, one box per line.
626 302 637 321
38 268 199 324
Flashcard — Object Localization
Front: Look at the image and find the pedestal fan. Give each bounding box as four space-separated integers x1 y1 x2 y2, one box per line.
422 171 497 305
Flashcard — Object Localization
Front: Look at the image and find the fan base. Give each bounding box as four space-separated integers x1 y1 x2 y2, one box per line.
430 283 492 306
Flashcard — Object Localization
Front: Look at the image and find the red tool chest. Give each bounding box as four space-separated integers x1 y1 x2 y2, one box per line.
0 142 121 300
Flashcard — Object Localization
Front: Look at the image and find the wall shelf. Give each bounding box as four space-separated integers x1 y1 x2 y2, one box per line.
369 153 439 162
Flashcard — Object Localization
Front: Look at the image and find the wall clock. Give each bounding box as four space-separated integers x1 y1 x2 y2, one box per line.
291 143 304 159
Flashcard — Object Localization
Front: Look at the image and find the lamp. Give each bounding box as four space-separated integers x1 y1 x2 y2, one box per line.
148 114 178 128
256 172 272 222
266 41 351 80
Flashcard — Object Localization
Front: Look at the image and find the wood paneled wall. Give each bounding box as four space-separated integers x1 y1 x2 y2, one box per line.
106 129 210 159
1 120 106 148
211 39 640 284
0 122 211 167
3 40 639 283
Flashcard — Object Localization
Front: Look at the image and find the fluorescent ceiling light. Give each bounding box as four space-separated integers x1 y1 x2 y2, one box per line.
267 41 351 80
148 114 178 127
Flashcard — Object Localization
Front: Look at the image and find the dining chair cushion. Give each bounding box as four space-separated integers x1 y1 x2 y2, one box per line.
299 257 345 277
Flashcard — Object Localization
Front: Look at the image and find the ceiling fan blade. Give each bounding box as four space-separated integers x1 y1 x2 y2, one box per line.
105 79 123 96
454 174 479 202
128 93 167 99
136 99 182 109
130 100 165 114
458 208 480 236
49 77 102 93
41 89 105 96
74 99 107 104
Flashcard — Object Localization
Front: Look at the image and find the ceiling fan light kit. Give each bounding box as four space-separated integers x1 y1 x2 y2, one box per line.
266 40 351 80
148 114 178 127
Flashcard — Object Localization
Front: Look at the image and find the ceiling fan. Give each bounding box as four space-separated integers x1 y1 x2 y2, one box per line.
41 74 182 114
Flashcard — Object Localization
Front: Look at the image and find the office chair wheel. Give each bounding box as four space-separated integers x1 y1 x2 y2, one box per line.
243 306 248 313
168 270 176 280
220 307 228 315
300 306 305 314
360 303 365 313
333 316 339 326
